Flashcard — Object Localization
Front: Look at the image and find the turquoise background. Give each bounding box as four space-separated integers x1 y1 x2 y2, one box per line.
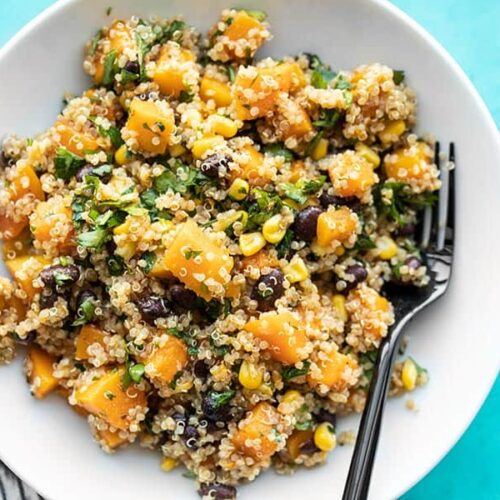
0 1 498 498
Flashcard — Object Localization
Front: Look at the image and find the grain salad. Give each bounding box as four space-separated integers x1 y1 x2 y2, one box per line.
0 8 437 499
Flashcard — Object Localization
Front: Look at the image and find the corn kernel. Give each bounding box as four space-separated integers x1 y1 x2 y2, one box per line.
161 457 178 472
283 198 301 211
207 115 239 138
332 294 348 322
355 143 381 167
314 422 337 452
239 360 263 390
262 214 287 244
239 232 266 256
114 144 129 166
311 137 329 161
283 255 309 283
174 379 193 392
335 245 346 256
402 358 417 391
281 390 302 405
213 210 248 232
228 178 250 201
191 135 225 159
168 143 186 158
378 120 406 145
376 235 398 260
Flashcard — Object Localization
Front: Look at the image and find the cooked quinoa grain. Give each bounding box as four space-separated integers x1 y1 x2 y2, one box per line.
0 8 438 497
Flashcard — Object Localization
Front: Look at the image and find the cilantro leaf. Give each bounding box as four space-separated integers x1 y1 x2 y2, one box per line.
393 70 405 85
102 49 117 86
141 251 157 274
77 227 109 249
264 143 295 162
309 54 336 89
54 147 85 181
72 296 97 326
282 361 311 381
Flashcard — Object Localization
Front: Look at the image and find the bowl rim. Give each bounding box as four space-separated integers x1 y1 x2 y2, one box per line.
0 0 499 499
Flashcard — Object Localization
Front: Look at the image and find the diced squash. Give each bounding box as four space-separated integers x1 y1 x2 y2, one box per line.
328 151 378 199
224 11 264 43
191 135 226 159
236 144 271 187
244 311 308 365
145 336 188 385
74 367 147 430
6 255 50 299
384 142 433 182
125 98 175 155
286 62 307 91
153 44 196 98
289 160 306 183
287 430 314 460
2 229 31 260
75 325 107 361
240 249 278 271
163 219 234 300
0 293 26 321
232 402 282 460
98 428 128 449
30 197 74 250
55 119 102 155
316 207 358 248
279 98 313 140
308 350 358 390
148 250 173 279
200 76 233 107
0 214 28 241
26 345 59 399
233 64 294 120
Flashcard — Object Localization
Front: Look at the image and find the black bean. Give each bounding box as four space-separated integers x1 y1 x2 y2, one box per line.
136 296 170 322
169 284 197 312
75 164 95 183
251 268 284 312
293 206 323 242
405 256 422 270
124 60 140 74
200 153 231 180
12 331 36 345
39 290 58 309
183 425 199 449
340 263 368 292
394 223 415 237
315 409 337 429
198 483 237 500
299 437 320 455
201 393 232 422
194 360 210 379
40 264 80 290
77 289 97 307
319 192 360 211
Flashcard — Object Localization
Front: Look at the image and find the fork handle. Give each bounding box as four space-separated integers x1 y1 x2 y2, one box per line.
342 318 410 500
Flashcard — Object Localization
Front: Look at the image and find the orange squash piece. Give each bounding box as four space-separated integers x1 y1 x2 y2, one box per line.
316 207 358 248
145 335 188 385
55 119 101 155
232 402 282 460
0 215 28 241
244 311 308 365
241 249 278 271
308 350 358 390
286 430 314 460
26 345 59 399
200 76 233 108
5 255 50 299
74 367 147 431
384 142 433 182
163 219 234 300
75 325 107 361
235 144 272 187
98 428 128 449
224 11 264 43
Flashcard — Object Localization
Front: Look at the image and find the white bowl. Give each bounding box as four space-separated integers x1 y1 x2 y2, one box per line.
0 0 499 499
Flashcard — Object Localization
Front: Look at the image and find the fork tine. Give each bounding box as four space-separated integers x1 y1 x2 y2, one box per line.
446 143 455 239
420 142 440 250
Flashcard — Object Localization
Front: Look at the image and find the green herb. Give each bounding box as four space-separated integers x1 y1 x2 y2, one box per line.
184 249 202 260
313 109 341 130
355 233 376 251
182 471 197 480
158 20 186 44
53 271 75 287
134 33 149 82
129 363 145 382
104 390 115 400
241 9 267 21
77 227 109 249
26 138 33 147
89 30 102 56
305 130 324 156
169 370 183 390
282 361 311 381
245 188 283 230
54 147 86 181
105 6 112 15
71 196 87 230
154 163 208 195
140 189 158 209
91 164 113 178
107 254 125 276
226 65 236 83
333 74 352 90
309 54 336 89
359 350 378 365
295 420 314 431
102 49 117 86
409 357 427 375
105 127 124 149
72 296 97 326
393 70 405 85
276 229 294 258
281 176 326 205
141 251 157 274
118 68 139 84
208 389 236 408
179 89 194 103
264 143 295 162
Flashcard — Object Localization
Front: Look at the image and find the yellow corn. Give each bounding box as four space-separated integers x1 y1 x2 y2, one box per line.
168 143 186 158
355 143 380 167
228 178 250 201
311 137 329 161
283 255 309 283
281 389 302 405
402 358 418 391
314 422 337 452
376 235 398 260
213 210 248 232
114 144 129 165
283 198 301 211
191 135 225 159
332 294 348 322
160 457 178 472
378 120 406 145
174 379 193 392
207 115 239 138
238 360 263 390
239 232 267 256
210 364 231 383
335 245 346 256
262 214 287 244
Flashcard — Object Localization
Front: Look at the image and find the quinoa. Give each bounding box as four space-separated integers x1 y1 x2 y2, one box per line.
0 8 437 498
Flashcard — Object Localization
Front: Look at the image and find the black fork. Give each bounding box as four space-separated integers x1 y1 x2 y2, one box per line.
342 142 456 500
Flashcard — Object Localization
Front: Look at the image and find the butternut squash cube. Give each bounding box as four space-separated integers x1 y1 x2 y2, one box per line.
279 99 313 140
74 367 147 431
145 335 188 385
0 214 28 241
26 345 59 399
75 325 107 361
200 76 232 107
6 255 49 299
244 311 308 365
235 144 272 187
224 11 265 43
163 219 234 300
286 430 314 460
308 350 358 390
125 98 175 155
316 207 359 248
55 119 102 155
98 428 128 450
232 402 282 460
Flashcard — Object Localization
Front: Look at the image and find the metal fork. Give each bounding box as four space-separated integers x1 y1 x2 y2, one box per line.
342 142 456 500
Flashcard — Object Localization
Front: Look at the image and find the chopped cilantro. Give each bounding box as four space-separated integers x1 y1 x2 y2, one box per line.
104 390 115 400
281 176 326 205
393 70 405 85
355 233 376 251
242 9 267 21
184 249 202 260
313 109 341 130
282 361 311 381
169 370 183 390
141 251 157 274
207 389 236 408
295 420 314 431
264 143 295 162
72 296 97 326
107 254 125 276
77 227 109 249
102 49 117 86
54 147 85 181
276 229 294 258
309 54 336 89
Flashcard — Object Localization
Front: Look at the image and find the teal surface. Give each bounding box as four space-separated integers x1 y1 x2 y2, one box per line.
0 1 498 499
